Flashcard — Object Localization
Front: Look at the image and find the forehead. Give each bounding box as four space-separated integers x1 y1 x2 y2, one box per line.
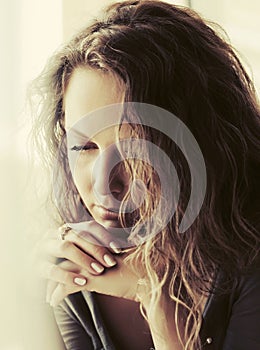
64 67 124 130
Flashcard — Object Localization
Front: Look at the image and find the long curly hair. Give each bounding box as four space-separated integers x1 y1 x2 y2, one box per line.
30 1 260 348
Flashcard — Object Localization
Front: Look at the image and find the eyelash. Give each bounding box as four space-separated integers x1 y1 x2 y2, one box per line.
70 143 98 152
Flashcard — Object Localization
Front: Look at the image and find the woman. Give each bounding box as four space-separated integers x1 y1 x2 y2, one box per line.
30 0 260 349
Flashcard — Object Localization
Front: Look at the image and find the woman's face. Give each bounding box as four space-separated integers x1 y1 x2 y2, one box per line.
64 67 131 228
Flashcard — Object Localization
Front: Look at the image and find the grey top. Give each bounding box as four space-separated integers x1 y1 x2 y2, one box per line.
54 262 260 350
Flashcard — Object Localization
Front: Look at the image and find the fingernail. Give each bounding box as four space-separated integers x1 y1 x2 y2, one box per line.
103 254 117 266
109 241 121 254
74 277 87 286
91 262 104 273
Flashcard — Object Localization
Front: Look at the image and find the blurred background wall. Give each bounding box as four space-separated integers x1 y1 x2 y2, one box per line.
0 0 259 349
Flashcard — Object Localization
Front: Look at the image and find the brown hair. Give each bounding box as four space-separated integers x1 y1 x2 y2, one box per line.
30 1 260 348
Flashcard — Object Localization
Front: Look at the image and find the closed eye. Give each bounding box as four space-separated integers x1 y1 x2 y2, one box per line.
70 142 98 152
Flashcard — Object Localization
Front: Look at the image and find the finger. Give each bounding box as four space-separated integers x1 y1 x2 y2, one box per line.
67 221 127 252
49 283 83 307
40 260 87 286
66 229 119 268
41 239 107 275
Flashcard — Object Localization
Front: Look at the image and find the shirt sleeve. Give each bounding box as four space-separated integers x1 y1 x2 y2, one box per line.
223 266 260 350
53 299 94 350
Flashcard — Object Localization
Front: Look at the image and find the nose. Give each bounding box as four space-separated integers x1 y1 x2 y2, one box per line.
92 144 129 202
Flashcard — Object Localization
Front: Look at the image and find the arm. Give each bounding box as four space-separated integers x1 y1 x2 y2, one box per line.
53 296 95 350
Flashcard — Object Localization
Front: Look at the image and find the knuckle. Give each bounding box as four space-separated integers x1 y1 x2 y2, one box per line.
79 254 91 268
96 232 113 249
96 235 109 248
69 229 78 239
87 221 96 229
91 244 104 258
63 270 73 284
60 240 71 253
77 230 90 241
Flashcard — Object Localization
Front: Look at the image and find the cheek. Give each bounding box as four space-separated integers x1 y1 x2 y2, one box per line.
72 160 93 198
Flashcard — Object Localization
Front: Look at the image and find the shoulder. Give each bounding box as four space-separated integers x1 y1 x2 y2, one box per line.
200 260 260 349
232 260 260 311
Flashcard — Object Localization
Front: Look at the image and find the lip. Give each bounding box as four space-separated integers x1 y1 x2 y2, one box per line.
95 205 120 220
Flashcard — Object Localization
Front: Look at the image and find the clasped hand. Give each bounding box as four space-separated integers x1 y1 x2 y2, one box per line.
33 221 144 307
